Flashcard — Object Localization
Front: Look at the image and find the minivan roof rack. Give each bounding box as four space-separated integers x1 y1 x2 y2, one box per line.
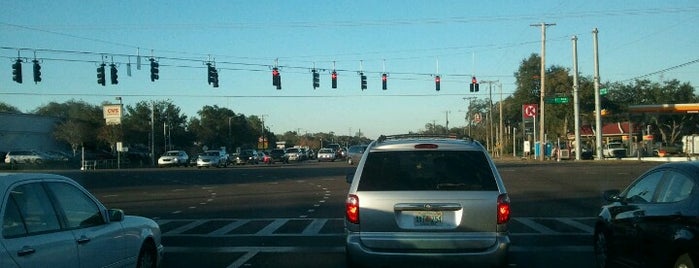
376 134 473 143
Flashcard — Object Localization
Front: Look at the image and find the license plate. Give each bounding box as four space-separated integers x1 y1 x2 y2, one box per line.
414 211 443 226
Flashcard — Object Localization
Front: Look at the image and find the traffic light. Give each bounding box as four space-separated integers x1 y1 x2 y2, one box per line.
360 72 367 90
97 64 106 86
11 59 22 84
207 63 219 87
331 71 337 89
382 73 387 90
470 76 479 92
312 69 320 89
110 64 118 85
32 60 41 83
149 58 159 81
207 63 215 84
275 73 281 90
272 67 281 89
435 75 441 91
212 69 219 88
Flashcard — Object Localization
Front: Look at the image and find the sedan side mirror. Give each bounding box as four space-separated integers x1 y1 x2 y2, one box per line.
602 189 622 202
108 209 125 222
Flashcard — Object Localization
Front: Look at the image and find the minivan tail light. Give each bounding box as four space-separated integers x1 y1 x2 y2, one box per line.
346 194 360 224
497 194 511 224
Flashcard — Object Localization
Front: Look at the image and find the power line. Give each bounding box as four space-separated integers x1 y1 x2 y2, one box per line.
621 58 699 82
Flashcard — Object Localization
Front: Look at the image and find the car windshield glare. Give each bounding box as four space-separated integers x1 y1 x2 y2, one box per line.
357 150 497 191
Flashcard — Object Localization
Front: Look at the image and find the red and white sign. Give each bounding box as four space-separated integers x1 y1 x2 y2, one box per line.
473 113 482 124
523 104 538 118
103 104 123 125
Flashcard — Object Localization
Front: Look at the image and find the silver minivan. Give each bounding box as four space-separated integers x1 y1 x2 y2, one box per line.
345 134 510 267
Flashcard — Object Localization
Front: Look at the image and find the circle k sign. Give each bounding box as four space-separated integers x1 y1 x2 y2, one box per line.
522 104 538 118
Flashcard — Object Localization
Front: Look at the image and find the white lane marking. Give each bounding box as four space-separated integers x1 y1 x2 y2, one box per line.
301 219 328 235
164 245 592 254
513 218 557 234
226 250 258 268
167 219 208 235
209 220 251 236
256 219 289 235
158 217 595 237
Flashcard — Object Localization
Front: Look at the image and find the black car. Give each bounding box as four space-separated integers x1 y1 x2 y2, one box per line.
594 161 699 268
269 148 288 164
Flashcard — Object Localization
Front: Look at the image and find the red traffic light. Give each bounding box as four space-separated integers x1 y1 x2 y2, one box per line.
471 76 477 84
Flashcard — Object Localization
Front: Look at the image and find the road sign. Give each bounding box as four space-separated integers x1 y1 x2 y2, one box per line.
600 88 608 95
522 104 537 118
473 113 482 124
545 97 569 104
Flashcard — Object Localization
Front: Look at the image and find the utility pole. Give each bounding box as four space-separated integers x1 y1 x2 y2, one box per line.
499 83 504 158
481 80 499 155
463 97 477 137
572 35 582 160
150 102 155 166
531 22 556 160
593 28 603 160
444 110 450 135
260 114 268 150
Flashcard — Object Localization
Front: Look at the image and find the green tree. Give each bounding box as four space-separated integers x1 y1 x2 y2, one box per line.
611 79 697 144
54 120 91 156
122 100 190 156
0 102 21 113
34 100 104 150
187 105 258 152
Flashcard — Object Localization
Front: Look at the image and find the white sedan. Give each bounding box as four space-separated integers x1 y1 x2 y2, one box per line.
0 173 164 268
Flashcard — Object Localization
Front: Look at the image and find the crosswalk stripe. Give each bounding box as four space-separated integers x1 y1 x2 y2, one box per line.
256 219 289 235
209 220 251 236
302 218 329 235
164 245 592 254
158 217 596 237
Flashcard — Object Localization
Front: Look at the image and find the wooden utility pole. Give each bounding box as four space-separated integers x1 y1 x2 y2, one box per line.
531 22 555 160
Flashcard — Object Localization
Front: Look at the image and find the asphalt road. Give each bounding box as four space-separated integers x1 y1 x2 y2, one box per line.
43 159 663 268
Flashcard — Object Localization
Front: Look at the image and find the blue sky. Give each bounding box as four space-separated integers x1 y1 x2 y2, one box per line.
2 1 698 139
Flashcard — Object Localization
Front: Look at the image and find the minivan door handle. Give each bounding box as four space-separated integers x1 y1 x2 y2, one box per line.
394 203 462 211
17 246 36 256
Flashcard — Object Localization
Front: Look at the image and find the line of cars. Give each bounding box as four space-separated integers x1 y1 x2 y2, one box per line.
3 150 72 165
157 148 302 168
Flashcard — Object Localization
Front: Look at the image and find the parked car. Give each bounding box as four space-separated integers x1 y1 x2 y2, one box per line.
345 134 510 267
4 150 49 165
306 148 316 160
346 144 368 165
0 173 164 268
189 153 202 166
316 148 336 162
285 148 303 162
232 149 258 165
196 150 227 168
43 151 71 162
261 151 273 164
157 150 189 167
594 161 699 268
269 148 288 163
327 143 342 158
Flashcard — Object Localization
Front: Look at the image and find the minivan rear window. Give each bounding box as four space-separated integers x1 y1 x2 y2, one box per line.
358 150 497 191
